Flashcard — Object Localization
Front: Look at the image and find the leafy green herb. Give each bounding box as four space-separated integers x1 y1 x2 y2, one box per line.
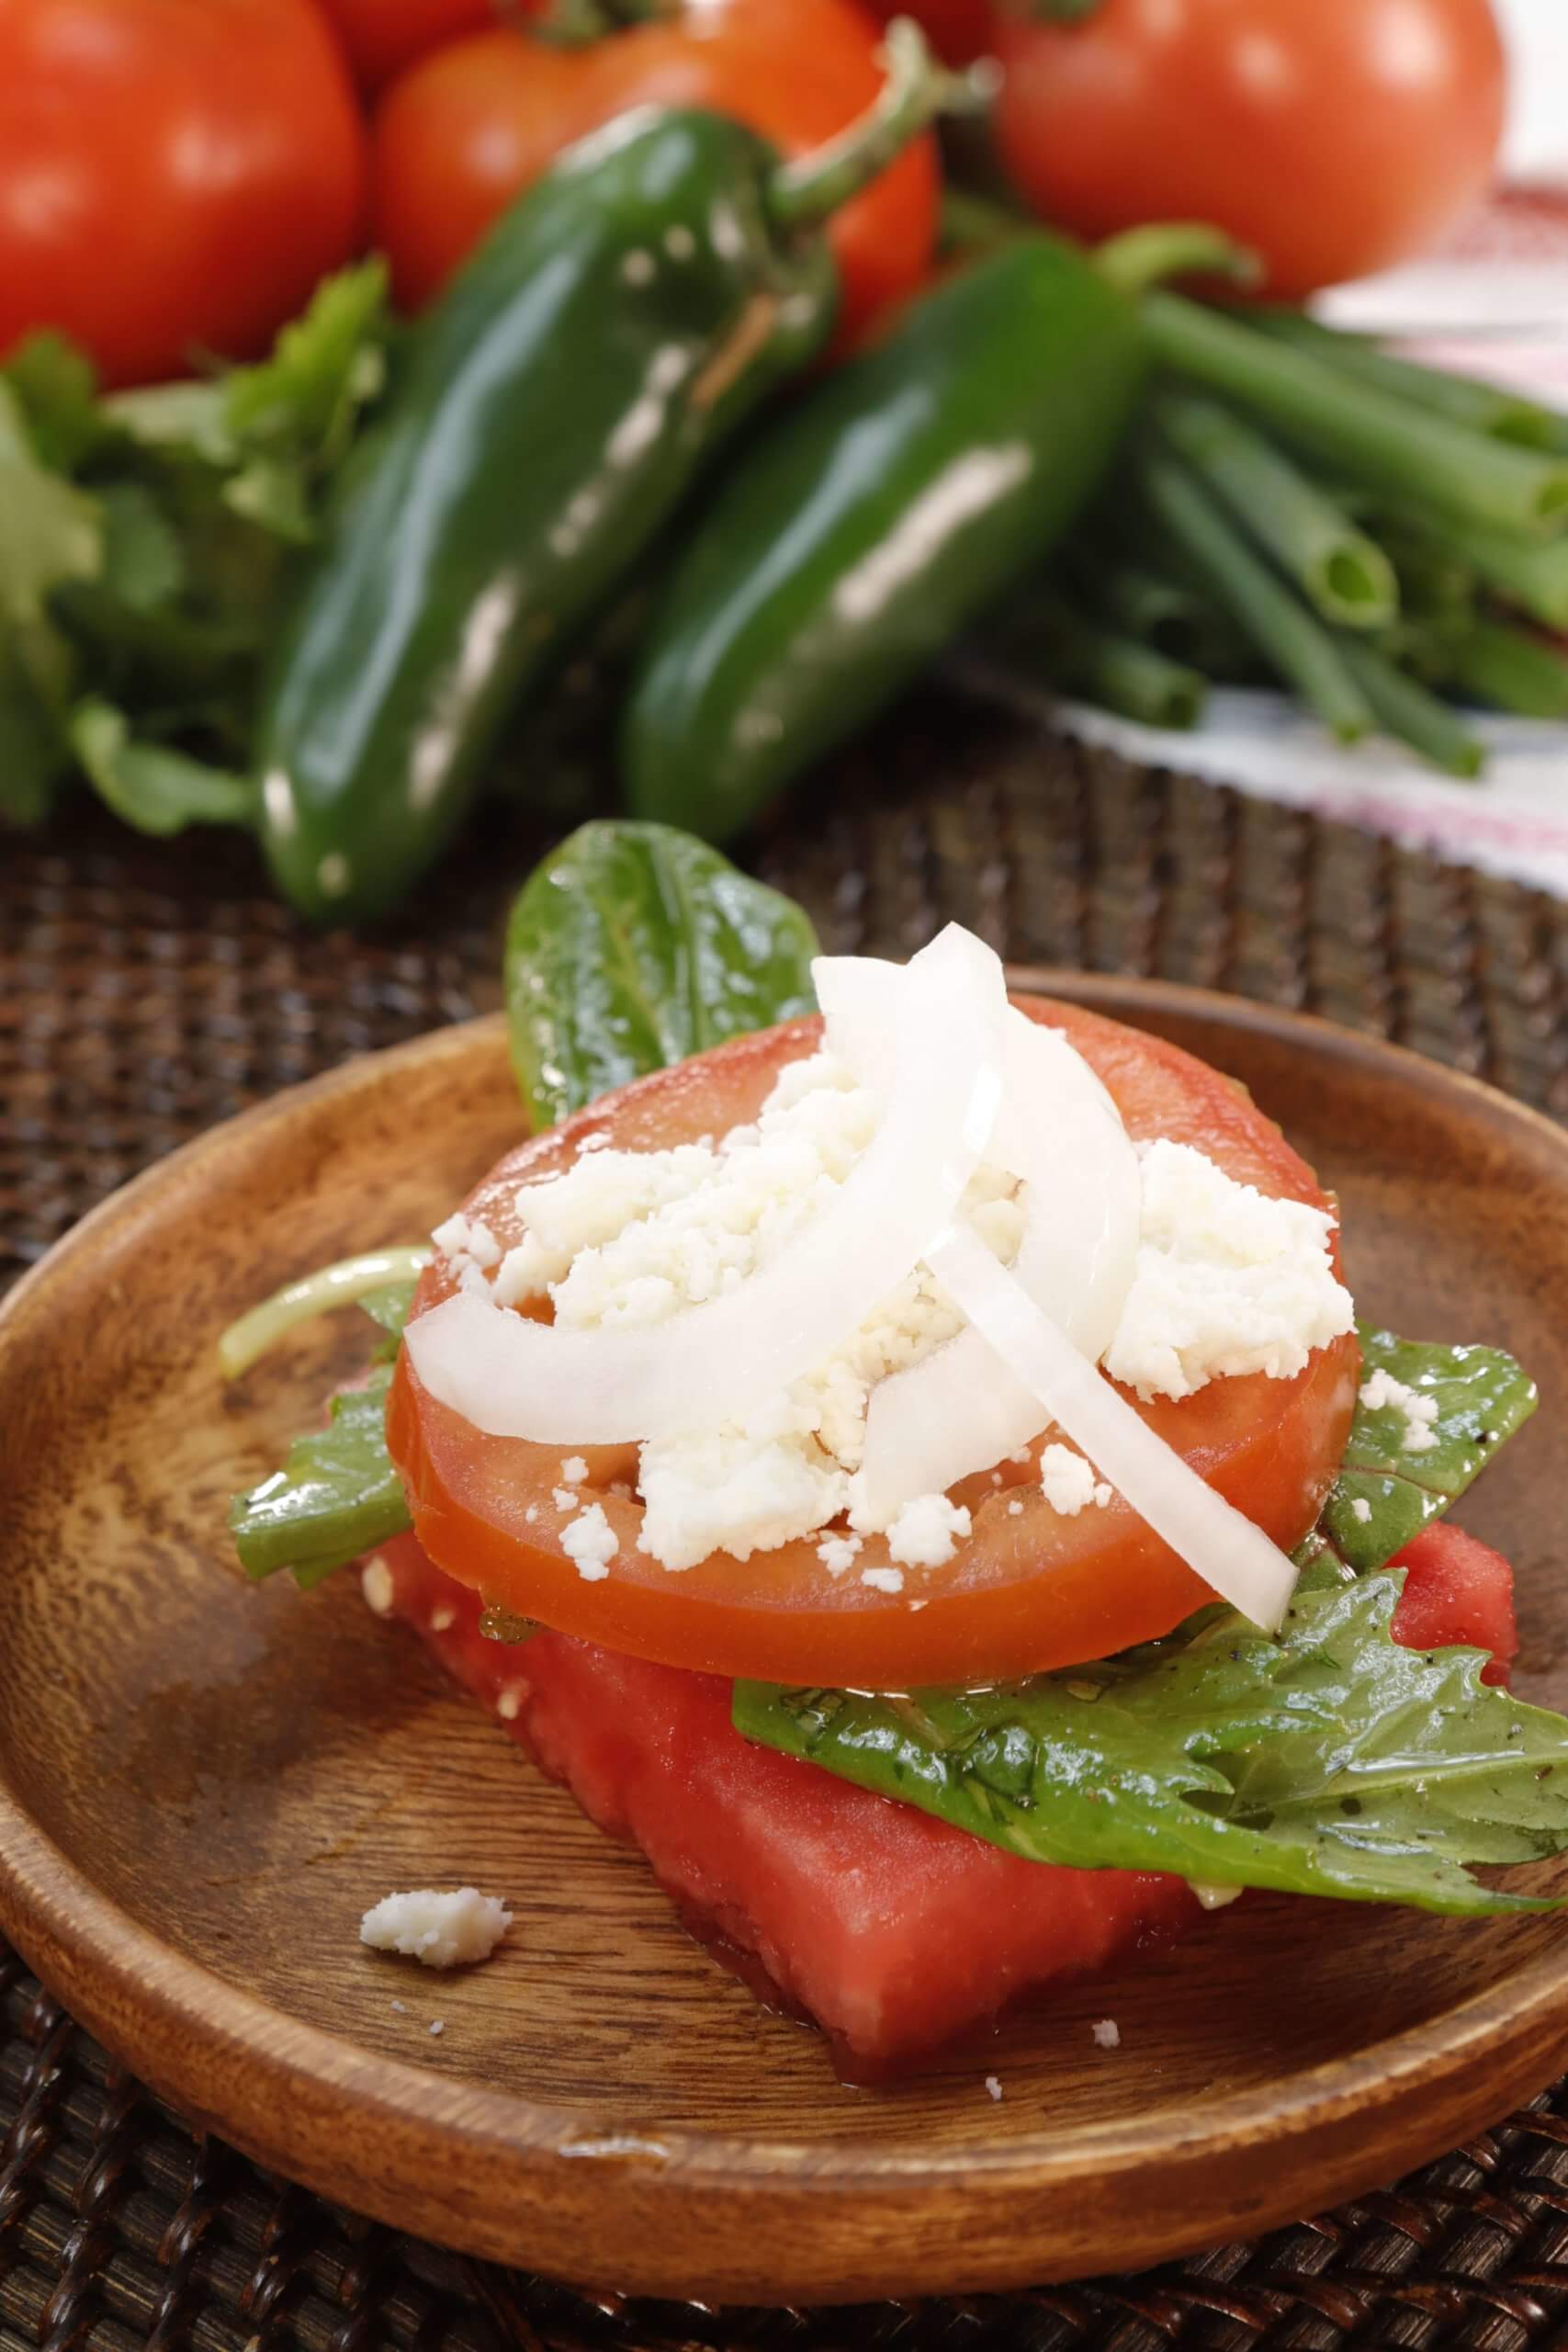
0 378 102 627
505 820 821 1127
2 263 393 841
71 697 252 836
735 1566 1568 1914
1305 1327 1537 1575
230 1365 412 1591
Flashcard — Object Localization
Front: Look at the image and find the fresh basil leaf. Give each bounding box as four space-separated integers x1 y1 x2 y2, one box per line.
735 1568 1568 1915
506 820 821 1127
1308 1326 1537 1576
230 1366 412 1591
0 379 102 626
71 696 253 835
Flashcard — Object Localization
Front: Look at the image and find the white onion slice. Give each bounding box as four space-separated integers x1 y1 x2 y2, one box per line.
406 923 1008 1447
826 963 1140 1528
924 1220 1300 1633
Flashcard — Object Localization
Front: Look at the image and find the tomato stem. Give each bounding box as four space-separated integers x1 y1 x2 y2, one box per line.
767 20 993 233
1094 225 1260 299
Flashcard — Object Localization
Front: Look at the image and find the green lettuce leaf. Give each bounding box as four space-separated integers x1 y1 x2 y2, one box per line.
0 379 102 627
230 1364 412 1591
733 1567 1568 1914
505 820 820 1128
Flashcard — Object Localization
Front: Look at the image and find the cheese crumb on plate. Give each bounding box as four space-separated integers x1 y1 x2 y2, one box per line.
360 1888 512 1969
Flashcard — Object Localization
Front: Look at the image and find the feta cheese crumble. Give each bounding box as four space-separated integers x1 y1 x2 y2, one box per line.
1104 1140 1354 1402
818 1532 862 1575
562 1504 617 1581
1090 2018 1121 2050
984 2075 1003 2102
559 1455 589 1486
1351 1498 1372 1524
361 1555 395 1617
1359 1368 1439 1453
360 1888 512 1970
883 1492 972 1568
861 1565 905 1594
1040 1443 1112 1518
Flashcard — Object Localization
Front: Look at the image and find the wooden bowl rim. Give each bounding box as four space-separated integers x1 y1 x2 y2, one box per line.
4 976 1568 2286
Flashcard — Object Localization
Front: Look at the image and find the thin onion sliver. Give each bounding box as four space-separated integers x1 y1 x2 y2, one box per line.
925 1220 1300 1632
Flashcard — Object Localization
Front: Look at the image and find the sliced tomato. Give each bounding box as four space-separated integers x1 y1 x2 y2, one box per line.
386 1000 1360 1687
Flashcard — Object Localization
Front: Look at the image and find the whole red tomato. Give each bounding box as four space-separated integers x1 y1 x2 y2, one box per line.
372 1 940 356
993 0 1506 300
314 0 513 91
0 0 368 388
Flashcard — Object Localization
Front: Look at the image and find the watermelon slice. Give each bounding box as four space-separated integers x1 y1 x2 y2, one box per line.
366 1524 1517 2070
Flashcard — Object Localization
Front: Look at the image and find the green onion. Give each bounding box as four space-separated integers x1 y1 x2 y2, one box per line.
1247 311 1566 451
1423 514 1568 631
218 1246 431 1379
1156 390 1397 628
1136 446 1373 742
1066 550 1250 674
1336 638 1485 778
1037 606 1208 729
1145 293 1568 540
1445 621 1568 719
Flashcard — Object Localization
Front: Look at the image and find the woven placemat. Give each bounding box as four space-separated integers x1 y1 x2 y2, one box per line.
6 679 1568 2350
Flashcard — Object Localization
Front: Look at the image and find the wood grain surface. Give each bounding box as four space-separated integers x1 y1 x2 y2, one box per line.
1 979 1566 2302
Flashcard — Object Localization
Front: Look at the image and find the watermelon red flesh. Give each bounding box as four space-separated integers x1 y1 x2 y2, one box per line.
1390 1523 1517 1687
368 1526 1517 2071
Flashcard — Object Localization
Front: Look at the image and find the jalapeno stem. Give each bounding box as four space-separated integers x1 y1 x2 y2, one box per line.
1095 225 1260 298
1156 390 1399 630
1136 444 1374 743
1146 292 1568 540
767 20 990 232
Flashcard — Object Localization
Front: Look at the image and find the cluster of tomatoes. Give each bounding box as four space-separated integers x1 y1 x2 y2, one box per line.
0 0 1506 393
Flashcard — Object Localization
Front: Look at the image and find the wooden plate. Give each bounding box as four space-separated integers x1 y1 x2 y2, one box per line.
3 977 1568 2303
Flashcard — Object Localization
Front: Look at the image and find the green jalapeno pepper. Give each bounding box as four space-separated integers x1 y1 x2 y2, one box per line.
255 27 954 923
621 227 1236 842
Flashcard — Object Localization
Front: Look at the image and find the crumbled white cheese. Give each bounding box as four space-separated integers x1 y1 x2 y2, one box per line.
984 2075 1003 2102
1090 2018 1121 2050
559 1455 589 1486
433 1210 502 1285
1359 1368 1439 1453
360 1888 512 1970
562 1504 617 1581
430 1606 455 1634
818 1532 862 1575
361 1555 395 1617
1104 1139 1354 1402
1190 1882 1244 1911
429 2019 446 2037
861 1565 905 1594
1040 1443 1112 1518
552 1487 579 1512
497 1688 522 1723
390 1999 407 2014
1351 1498 1372 1524
883 1492 971 1569
1007 1499 1023 1518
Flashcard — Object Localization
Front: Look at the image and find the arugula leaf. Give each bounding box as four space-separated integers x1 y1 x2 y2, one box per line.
734 1567 1568 1915
0 379 102 625
506 820 821 1127
1310 1327 1538 1574
70 698 252 836
230 1365 412 1591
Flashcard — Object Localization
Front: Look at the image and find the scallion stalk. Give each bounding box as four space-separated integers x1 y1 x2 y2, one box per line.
1156 390 1398 628
1136 446 1373 741
1446 622 1568 720
1247 311 1565 451
1145 294 1568 540
1336 638 1486 779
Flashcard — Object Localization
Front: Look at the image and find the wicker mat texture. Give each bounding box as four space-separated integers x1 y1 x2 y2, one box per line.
6 679 1568 2352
